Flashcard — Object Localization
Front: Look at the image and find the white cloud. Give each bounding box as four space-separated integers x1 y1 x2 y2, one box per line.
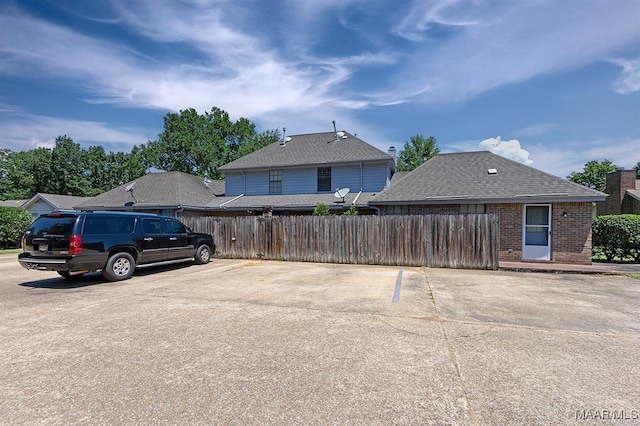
0 113 154 152
511 123 557 138
611 58 640 94
392 0 640 102
479 136 533 165
527 138 640 178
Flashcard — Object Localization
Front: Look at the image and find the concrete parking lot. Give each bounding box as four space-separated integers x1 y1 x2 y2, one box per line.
1 255 639 425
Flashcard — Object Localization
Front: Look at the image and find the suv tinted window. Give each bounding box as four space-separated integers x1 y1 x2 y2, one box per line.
142 218 163 234
25 216 77 236
84 216 136 234
166 220 187 234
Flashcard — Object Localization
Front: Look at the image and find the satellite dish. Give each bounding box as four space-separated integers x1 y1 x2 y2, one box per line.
124 181 136 192
334 187 350 203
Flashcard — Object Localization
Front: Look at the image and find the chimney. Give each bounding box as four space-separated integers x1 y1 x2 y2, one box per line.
388 146 397 162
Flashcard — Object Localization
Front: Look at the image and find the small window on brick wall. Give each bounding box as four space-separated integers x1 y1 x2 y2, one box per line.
460 204 486 214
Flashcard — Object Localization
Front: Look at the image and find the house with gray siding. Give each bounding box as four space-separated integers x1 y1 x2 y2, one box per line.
22 193 91 219
213 131 395 215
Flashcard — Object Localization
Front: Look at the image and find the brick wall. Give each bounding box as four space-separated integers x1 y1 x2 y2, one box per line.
551 202 593 264
487 204 522 262
384 202 594 264
600 169 637 215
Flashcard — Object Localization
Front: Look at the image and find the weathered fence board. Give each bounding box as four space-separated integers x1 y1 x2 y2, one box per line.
183 214 499 270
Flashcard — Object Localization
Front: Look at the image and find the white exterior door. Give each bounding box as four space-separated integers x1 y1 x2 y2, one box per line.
522 205 551 260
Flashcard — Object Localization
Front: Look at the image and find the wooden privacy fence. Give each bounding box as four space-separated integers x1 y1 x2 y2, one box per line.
182 214 500 270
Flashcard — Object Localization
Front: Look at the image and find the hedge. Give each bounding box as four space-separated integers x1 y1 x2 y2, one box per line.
0 206 33 249
592 215 640 262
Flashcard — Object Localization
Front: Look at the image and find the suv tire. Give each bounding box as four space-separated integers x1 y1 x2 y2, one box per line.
102 252 135 282
194 244 211 264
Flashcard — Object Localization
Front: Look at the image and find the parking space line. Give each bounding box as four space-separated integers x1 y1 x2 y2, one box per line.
392 268 403 303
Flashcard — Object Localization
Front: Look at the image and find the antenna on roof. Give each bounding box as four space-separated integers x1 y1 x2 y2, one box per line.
332 121 347 141
280 127 291 146
124 181 138 203
203 177 212 187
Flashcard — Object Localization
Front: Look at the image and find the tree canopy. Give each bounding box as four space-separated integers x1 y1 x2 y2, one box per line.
566 160 617 192
396 135 439 171
0 106 278 200
140 107 279 179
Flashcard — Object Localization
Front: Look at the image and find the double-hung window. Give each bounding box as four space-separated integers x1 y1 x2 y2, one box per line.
269 170 282 194
317 167 331 192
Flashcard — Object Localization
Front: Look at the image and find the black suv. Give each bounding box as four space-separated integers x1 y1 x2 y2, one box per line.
18 211 214 282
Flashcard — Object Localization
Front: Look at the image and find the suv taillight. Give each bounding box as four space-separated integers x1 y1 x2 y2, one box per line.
69 234 83 255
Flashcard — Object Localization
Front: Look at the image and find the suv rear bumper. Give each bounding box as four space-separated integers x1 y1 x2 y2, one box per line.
18 253 105 272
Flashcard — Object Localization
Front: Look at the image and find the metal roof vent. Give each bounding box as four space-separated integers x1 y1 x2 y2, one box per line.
487 168 498 175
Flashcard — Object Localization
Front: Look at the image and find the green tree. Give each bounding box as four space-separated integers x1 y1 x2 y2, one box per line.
49 136 93 196
143 107 278 179
0 207 32 249
313 202 331 216
396 135 439 171
567 160 617 192
635 160 640 179
1 148 54 199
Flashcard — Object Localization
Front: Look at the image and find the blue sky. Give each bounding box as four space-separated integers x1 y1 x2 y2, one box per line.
1 0 639 178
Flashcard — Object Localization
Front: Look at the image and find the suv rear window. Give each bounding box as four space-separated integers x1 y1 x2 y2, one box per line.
25 216 78 236
84 216 136 234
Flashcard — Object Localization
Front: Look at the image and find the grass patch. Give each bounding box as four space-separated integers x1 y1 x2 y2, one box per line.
0 249 21 255
626 274 640 280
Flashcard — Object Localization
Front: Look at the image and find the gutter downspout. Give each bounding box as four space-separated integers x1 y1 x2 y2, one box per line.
352 190 362 206
220 194 245 208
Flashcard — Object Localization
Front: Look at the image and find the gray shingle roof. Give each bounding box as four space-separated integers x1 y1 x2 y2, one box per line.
218 131 394 171
207 192 377 210
75 171 222 209
0 199 27 207
371 151 607 204
23 193 91 210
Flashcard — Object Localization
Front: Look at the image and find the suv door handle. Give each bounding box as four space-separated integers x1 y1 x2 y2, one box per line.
169 237 177 241
144 237 153 242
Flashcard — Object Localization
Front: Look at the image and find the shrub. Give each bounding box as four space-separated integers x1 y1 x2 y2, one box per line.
313 202 331 216
343 205 359 216
592 215 640 262
0 207 33 249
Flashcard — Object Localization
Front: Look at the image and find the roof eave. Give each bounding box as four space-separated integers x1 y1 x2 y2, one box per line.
370 195 608 205
219 158 394 173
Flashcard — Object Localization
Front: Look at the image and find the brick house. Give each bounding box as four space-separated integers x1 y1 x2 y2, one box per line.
369 152 607 264
599 168 640 215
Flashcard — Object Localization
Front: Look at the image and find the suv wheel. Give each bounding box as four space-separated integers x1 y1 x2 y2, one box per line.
102 252 135 281
194 244 211 264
